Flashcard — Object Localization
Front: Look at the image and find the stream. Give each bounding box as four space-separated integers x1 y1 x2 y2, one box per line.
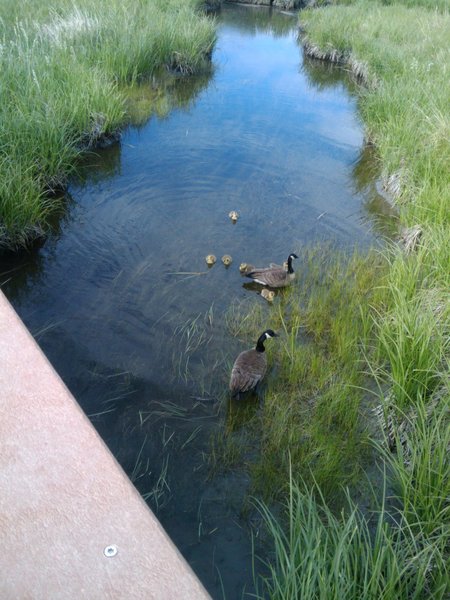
0 4 396 598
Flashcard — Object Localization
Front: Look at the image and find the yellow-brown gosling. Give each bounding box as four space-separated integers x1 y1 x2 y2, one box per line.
228 210 239 223
229 329 278 399
205 254 216 266
239 262 255 274
222 254 233 266
261 289 275 302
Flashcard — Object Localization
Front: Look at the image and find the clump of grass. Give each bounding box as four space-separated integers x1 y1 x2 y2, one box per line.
374 278 447 408
254 472 448 600
378 390 449 544
130 434 172 511
0 0 216 249
207 428 250 477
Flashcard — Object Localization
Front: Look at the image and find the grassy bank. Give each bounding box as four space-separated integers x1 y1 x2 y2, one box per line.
0 0 216 250
247 0 449 596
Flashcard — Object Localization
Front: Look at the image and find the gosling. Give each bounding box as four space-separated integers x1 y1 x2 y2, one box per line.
239 262 255 274
261 289 275 302
229 210 239 223
222 254 233 266
205 254 216 266
245 253 298 288
229 329 278 398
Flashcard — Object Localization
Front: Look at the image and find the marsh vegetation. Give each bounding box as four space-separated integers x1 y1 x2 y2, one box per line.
248 0 449 596
0 0 215 249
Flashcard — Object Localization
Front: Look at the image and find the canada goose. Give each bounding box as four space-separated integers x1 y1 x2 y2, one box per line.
205 254 216 266
229 329 278 398
222 254 233 266
245 254 298 288
261 289 275 302
229 210 239 223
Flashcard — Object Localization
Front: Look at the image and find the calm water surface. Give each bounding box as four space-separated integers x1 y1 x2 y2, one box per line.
1 5 395 598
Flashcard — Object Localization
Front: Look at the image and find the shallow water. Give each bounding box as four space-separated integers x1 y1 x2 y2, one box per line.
1 5 396 598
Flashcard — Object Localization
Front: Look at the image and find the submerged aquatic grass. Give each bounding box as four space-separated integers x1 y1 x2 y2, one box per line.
0 0 216 248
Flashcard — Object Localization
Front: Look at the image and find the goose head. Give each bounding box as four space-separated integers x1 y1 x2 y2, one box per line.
287 253 298 274
256 329 278 352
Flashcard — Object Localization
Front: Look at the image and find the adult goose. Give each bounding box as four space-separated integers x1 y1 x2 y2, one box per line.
245 253 298 288
229 329 278 398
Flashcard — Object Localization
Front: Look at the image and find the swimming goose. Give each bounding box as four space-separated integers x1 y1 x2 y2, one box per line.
229 329 278 398
245 254 298 288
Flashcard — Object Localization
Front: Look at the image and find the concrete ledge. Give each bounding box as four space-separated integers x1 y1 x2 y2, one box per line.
0 291 210 599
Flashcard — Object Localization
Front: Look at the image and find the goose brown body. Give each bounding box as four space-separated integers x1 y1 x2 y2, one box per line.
229 330 277 397
245 253 298 288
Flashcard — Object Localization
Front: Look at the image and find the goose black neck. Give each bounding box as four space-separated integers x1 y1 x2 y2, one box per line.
255 334 266 353
287 256 294 274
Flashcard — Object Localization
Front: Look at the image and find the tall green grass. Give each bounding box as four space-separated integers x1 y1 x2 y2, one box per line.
255 466 448 599
0 0 216 249
298 0 450 477
373 244 449 408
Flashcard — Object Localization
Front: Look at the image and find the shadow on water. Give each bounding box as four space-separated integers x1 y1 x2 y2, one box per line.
1 4 397 599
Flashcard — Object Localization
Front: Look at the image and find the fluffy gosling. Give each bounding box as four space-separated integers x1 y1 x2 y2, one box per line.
261 289 275 302
239 262 255 274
